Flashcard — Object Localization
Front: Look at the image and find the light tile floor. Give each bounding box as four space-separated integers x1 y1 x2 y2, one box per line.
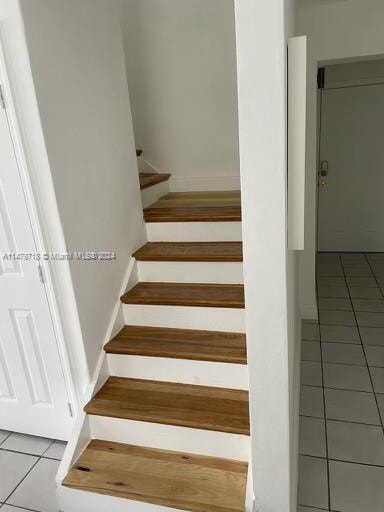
0 431 66 512
299 252 384 512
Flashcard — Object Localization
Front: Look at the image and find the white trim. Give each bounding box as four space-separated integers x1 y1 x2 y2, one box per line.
58 485 194 512
138 156 240 192
89 415 250 461
287 36 307 251
57 255 138 482
123 304 245 332
107 354 248 389
0 34 82 419
102 256 138 344
137 260 243 284
0 27 89 407
146 221 242 242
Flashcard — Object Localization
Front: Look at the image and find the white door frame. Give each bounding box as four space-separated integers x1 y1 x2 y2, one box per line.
0 32 82 426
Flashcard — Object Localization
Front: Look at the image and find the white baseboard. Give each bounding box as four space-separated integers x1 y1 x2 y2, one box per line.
56 256 139 484
137 156 240 192
170 175 241 192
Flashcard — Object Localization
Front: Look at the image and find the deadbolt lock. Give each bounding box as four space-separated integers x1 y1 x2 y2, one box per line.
320 160 329 177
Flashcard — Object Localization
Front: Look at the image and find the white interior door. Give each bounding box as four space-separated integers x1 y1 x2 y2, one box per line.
318 83 384 251
0 92 72 440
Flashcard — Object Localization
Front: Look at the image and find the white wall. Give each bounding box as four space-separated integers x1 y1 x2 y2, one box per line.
297 0 384 319
235 0 300 510
120 0 240 191
19 0 146 378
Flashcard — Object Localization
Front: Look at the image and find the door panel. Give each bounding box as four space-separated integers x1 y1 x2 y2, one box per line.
0 95 72 440
318 83 384 251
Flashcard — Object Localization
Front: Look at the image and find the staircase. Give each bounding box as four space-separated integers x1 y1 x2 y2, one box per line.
59 172 250 512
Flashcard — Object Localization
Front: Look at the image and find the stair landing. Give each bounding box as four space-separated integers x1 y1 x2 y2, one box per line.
63 440 248 512
139 172 171 190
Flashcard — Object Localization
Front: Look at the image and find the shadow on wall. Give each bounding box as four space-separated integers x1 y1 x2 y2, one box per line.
119 0 240 191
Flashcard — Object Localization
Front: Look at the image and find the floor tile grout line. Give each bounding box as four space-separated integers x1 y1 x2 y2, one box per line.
300 412 382 427
0 445 61 460
303 357 384 369
342 254 384 438
40 438 55 458
1 503 40 512
316 253 384 511
312 261 332 511
362 253 384 429
302 383 376 394
1 454 41 507
318 291 332 512
299 452 384 469
0 431 13 447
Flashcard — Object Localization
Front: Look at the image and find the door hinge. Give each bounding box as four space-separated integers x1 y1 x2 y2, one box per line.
68 402 74 417
37 264 45 284
0 85 5 109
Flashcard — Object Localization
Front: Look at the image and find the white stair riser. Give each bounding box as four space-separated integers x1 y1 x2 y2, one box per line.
141 180 169 209
58 486 184 512
137 261 243 284
107 354 248 390
89 415 250 461
146 222 242 242
123 304 245 332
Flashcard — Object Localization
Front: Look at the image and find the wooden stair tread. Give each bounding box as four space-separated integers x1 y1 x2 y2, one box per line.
133 242 243 262
121 283 245 309
144 191 241 222
139 172 171 190
63 440 248 512
104 325 247 364
84 377 250 435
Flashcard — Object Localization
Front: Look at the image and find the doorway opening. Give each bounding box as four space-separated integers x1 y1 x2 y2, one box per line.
317 58 384 252
0 45 75 441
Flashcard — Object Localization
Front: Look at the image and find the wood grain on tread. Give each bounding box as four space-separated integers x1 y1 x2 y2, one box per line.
84 377 250 435
139 172 171 190
63 440 248 512
121 282 245 309
133 242 243 262
144 191 241 222
104 325 247 364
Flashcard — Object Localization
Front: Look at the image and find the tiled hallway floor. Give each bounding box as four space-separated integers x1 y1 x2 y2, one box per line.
0 430 66 512
299 252 384 512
